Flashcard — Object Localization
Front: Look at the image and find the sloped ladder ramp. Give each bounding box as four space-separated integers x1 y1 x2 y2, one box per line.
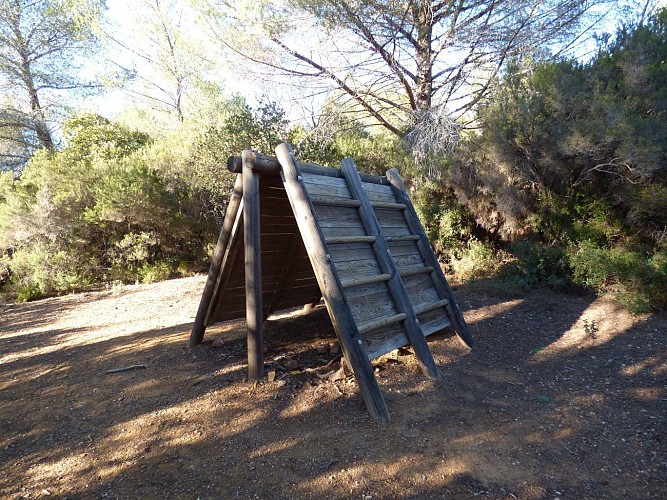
276 144 474 421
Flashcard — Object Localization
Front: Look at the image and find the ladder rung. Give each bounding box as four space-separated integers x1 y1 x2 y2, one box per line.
357 313 407 335
310 196 361 208
371 201 407 210
413 299 449 316
326 235 376 244
341 273 392 288
385 235 420 242
399 266 435 277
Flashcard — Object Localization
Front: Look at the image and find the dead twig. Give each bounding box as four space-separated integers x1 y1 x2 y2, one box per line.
105 364 147 374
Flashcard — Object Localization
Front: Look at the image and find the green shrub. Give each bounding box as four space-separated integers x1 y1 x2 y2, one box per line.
6 242 91 301
499 240 571 291
569 241 667 313
450 239 497 282
138 261 173 284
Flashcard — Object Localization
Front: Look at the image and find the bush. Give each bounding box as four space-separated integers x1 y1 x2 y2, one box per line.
498 240 572 292
569 241 667 313
449 239 497 282
5 242 93 301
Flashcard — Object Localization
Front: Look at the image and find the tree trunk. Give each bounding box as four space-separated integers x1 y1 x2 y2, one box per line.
413 1 434 113
19 43 54 150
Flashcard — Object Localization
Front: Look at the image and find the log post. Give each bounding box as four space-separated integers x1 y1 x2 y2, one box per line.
243 151 264 380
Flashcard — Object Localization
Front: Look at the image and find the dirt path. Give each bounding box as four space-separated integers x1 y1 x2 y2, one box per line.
1 275 665 499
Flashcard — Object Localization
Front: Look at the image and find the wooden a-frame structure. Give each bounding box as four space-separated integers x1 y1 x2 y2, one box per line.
189 143 475 421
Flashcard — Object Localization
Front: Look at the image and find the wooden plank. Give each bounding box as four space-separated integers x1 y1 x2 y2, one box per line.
335 258 381 277
341 159 440 380
374 207 410 225
343 280 387 300
265 233 300 317
276 143 390 422
189 173 244 347
403 275 441 306
393 254 425 268
386 168 475 349
419 309 452 337
364 324 410 360
300 162 391 186
313 205 361 222
328 242 376 263
271 287 323 310
207 206 245 326
244 152 264 381
319 225 368 239
357 313 407 335
347 289 398 324
386 240 421 255
362 181 396 198
302 172 349 189
341 273 391 289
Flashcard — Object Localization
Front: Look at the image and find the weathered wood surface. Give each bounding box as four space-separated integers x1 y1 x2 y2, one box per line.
189 173 244 347
276 142 390 422
341 158 440 380
386 168 476 349
244 153 264 381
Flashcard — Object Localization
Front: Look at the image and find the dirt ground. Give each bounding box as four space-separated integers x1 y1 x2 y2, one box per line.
1 274 665 499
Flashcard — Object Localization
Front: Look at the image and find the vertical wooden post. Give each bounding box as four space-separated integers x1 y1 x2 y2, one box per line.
189 174 244 347
243 151 264 380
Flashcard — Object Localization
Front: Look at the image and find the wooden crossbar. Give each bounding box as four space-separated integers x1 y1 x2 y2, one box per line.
357 313 407 335
400 266 435 277
326 236 376 244
310 196 362 208
413 299 450 316
341 273 392 289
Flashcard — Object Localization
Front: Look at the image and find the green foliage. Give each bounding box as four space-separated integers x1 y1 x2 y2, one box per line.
0 113 207 300
440 9 667 310
4 242 93 302
449 239 497 282
569 241 667 313
499 240 571 292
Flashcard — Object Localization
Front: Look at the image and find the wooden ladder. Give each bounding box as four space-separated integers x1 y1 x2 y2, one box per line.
277 144 474 421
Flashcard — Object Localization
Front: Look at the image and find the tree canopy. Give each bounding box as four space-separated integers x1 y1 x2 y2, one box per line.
198 0 622 160
0 0 105 171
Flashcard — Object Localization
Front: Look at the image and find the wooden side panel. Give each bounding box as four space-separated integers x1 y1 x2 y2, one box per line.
206 167 320 326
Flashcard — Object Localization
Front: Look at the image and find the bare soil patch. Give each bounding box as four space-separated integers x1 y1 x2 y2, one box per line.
1 275 665 499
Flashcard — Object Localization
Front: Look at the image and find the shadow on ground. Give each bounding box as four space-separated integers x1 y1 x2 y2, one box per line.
0 277 665 499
